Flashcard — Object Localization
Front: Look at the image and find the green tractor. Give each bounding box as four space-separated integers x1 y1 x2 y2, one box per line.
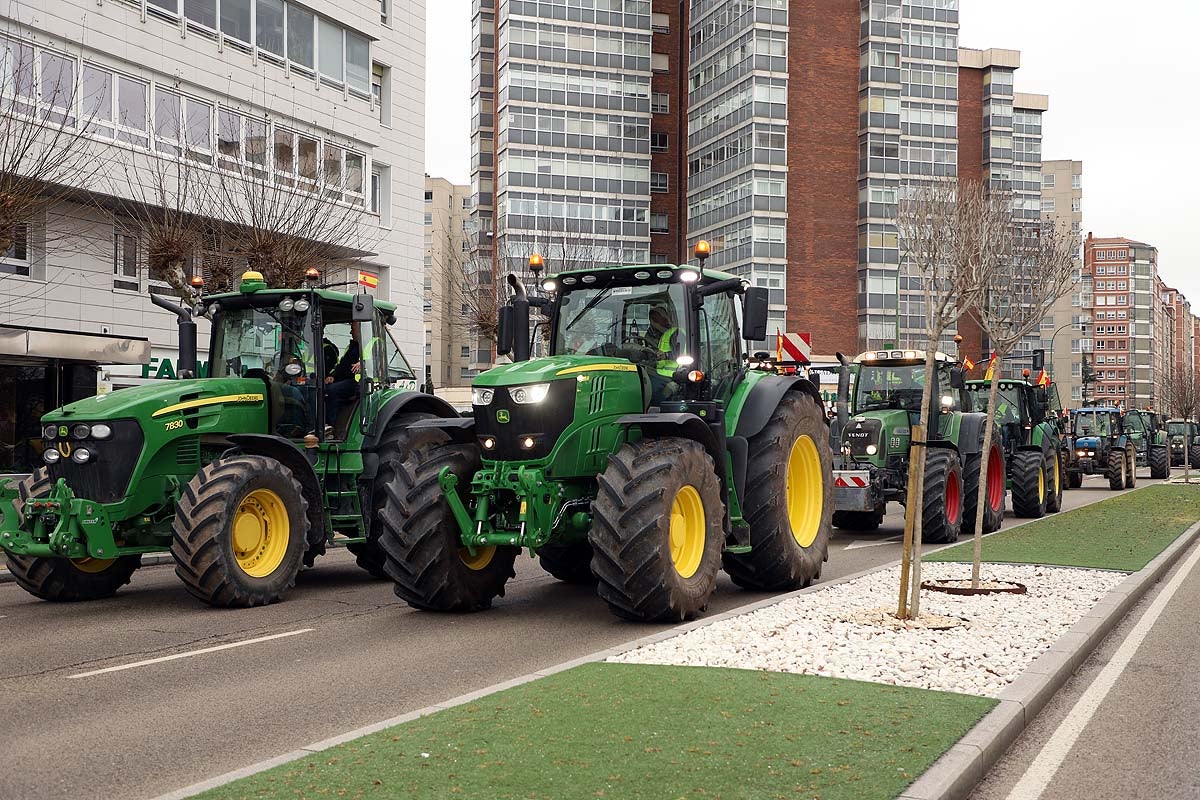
1066 407 1137 490
830 350 1005 542
1125 410 1170 479
1166 419 1200 467
964 377 1066 519
376 247 834 622
0 270 460 606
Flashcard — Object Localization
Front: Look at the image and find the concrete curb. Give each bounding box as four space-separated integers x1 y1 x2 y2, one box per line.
0 553 176 583
149 481 1173 800
896 519 1200 800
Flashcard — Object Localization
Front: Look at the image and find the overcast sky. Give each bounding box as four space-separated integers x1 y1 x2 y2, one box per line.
424 2 1199 300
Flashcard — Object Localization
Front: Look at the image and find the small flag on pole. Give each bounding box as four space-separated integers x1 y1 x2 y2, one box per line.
358 270 379 289
983 351 998 381
1036 369 1051 388
963 357 976 371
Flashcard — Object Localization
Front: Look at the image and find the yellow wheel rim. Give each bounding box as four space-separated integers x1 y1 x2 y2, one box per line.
458 546 496 571
1052 454 1060 494
232 488 290 578
71 557 115 574
1037 465 1045 501
786 435 823 548
669 485 705 579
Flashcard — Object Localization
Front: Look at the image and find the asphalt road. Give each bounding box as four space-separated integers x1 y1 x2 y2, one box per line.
970 535 1200 800
0 470 1168 800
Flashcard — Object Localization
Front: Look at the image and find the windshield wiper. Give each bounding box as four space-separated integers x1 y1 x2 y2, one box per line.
565 287 614 332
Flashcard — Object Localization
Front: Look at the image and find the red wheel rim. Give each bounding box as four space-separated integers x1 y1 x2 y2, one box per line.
987 445 1005 511
946 468 962 525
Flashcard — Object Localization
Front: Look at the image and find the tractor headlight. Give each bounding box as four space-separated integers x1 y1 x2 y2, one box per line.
521 436 536 449
43 424 58 439
70 424 91 440
72 448 92 464
472 387 495 406
43 449 61 464
279 298 295 311
481 436 496 450
866 444 878 455
294 299 311 312
510 383 551 405
90 423 112 440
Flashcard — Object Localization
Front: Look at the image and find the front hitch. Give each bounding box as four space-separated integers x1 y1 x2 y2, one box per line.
0 479 121 560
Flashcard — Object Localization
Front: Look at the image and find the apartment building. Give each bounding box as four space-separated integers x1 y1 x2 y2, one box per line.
1040 159 1084 402
423 176 473 388
0 0 424 474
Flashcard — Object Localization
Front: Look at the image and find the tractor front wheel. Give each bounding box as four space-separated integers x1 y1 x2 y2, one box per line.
171 456 308 607
536 541 597 584
964 442 1006 535
1149 444 1170 479
376 441 518 612
1190 444 1200 468
6 469 141 601
921 448 963 544
591 438 723 622
1045 449 1064 513
1068 469 1083 489
1107 448 1126 491
723 392 831 591
1124 446 1137 489
1010 450 1047 518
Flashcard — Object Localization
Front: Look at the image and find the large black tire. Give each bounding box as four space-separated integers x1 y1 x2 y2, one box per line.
171 455 308 607
921 448 963 544
1010 450 1047 518
1044 448 1064 513
832 510 882 531
1189 444 1200 469
963 441 1006 535
536 541 597 584
1149 444 1170 479
1124 446 1137 489
1068 469 1083 489
591 438 723 622
5 469 141 601
349 412 447 579
1107 448 1126 491
377 441 518 612
723 392 832 591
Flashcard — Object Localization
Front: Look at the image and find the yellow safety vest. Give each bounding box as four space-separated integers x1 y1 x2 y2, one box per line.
655 326 679 377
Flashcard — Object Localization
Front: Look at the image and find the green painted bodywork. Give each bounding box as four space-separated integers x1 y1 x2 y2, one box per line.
965 379 1065 488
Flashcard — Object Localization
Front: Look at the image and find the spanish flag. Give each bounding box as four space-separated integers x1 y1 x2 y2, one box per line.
1036 369 1051 388
963 357 976 371
983 352 998 381
358 270 379 289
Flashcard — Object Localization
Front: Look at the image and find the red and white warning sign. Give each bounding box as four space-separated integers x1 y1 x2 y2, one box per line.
776 331 812 363
834 473 869 488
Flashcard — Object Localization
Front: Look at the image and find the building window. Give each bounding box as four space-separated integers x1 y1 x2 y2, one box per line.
256 0 286 58
461 346 470 359
1072 174 1082 189
1041 199 1055 213
651 12 670 33
286 4 315 69
380 0 390 24
1072 198 1081 213
0 223 30 276
318 18 344 84
650 132 668 152
651 92 669 114
650 172 668 193
220 0 252 44
424 191 433 203
370 170 381 214
649 213 668 233
1042 173 1054 188
423 212 432 226
113 229 139 291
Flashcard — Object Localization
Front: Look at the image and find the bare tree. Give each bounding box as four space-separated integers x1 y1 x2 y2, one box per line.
1168 363 1199 483
892 178 994 618
965 214 1079 587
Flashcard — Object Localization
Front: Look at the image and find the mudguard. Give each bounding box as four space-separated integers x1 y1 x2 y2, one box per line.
733 374 824 440
365 392 464 450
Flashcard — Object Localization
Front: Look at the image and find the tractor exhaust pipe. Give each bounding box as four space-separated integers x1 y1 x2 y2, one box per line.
507 273 531 362
151 293 197 379
836 351 851 431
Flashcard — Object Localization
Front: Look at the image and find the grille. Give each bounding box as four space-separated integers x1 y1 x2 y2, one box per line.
475 379 577 461
45 419 144 504
588 376 607 415
842 418 883 457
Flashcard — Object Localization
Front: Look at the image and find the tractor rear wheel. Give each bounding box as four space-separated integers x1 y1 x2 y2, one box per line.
963 442 1006 535
5 469 142 601
1124 446 1137 489
921 448 963 544
171 455 308 607
351 412 447 579
1068 469 1083 488
1010 450 1048 518
591 438 723 622
1149 444 1170 479
1188 444 1200 470
832 510 882 531
377 441 518 612
536 541 596 584
1107 448 1126 491
1045 448 1064 513
723 392 831 591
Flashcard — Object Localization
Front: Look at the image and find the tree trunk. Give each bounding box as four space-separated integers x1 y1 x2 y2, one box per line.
971 367 1003 588
904 347 939 618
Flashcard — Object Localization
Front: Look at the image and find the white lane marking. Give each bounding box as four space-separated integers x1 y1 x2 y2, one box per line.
843 536 903 550
68 628 314 679
1003 540 1200 800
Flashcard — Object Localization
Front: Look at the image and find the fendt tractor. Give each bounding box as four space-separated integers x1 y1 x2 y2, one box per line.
376 245 834 623
964 376 1066 519
830 349 1005 543
0 270 461 606
1124 409 1171 479
1066 406 1137 490
1165 419 1200 467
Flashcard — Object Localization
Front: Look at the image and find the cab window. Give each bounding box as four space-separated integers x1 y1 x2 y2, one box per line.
699 292 740 402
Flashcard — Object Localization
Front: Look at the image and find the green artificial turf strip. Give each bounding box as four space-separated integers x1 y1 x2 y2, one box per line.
928 484 1200 571
200 663 995 800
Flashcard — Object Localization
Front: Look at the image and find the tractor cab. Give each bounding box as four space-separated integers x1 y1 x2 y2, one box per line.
849 350 967 438
1165 419 1200 466
965 378 1051 453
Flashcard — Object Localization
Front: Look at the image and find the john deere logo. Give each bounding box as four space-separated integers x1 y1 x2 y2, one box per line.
496 410 510 424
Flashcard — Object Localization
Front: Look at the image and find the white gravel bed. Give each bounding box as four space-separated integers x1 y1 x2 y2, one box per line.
610 563 1126 697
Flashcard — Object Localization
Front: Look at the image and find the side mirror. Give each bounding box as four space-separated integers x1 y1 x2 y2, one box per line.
741 287 769 342
497 305 514 357
352 293 375 322
949 366 966 389
1035 386 1049 406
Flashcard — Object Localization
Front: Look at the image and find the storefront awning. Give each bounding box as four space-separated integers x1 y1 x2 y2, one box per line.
0 325 151 365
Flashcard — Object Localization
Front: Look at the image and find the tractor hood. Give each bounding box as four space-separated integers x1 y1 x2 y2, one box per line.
42 378 269 423
474 355 638 387
843 409 911 461
1075 436 1100 451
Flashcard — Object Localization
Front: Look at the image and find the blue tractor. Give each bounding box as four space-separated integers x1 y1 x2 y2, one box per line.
1067 407 1137 491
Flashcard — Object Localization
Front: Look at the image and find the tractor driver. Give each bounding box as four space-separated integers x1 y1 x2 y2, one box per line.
323 322 362 430
646 302 682 403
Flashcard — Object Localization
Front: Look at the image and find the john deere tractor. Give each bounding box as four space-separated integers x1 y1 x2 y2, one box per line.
1067 407 1136 490
1166 419 1200 467
376 247 833 622
0 270 460 606
831 350 1004 543
1125 410 1170 479
965 377 1066 518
